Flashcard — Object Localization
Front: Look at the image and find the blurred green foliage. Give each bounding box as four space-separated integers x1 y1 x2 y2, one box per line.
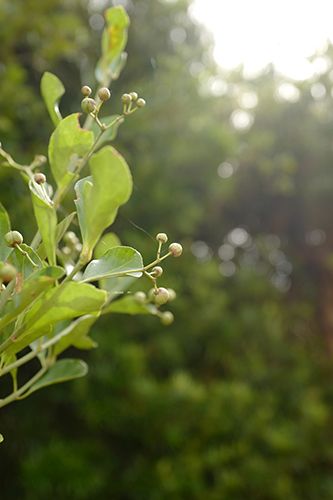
2 0 333 499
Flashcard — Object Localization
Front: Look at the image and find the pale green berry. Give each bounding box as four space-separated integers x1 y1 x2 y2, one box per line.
134 291 147 305
81 86 92 97
34 173 46 184
153 287 169 305
4 230 23 248
98 87 111 101
121 93 132 104
136 98 146 108
156 233 168 244
63 231 79 246
160 311 174 326
169 242 183 257
129 91 138 101
62 246 71 256
167 288 177 302
152 266 163 277
0 264 17 282
81 97 97 113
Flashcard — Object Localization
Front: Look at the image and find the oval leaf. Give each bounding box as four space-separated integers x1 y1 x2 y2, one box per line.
28 359 88 395
0 203 11 262
82 246 143 283
40 72 65 127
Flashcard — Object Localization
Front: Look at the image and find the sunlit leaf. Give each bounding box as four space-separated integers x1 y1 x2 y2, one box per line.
40 72 65 127
95 51 128 83
72 335 98 350
27 359 88 395
94 232 121 259
8 244 43 280
103 295 157 315
82 246 143 283
48 113 94 193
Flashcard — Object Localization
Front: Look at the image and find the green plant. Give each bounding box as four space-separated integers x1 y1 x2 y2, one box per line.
0 6 182 441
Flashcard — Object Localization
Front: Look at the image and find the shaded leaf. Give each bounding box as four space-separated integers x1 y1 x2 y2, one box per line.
37 212 76 261
94 232 121 259
0 203 11 262
49 113 94 193
27 359 88 395
91 115 123 145
95 51 128 83
53 315 98 356
72 335 98 350
103 295 157 315
40 72 65 127
8 244 43 280
82 246 143 283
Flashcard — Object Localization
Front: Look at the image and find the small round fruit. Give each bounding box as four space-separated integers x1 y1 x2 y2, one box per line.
81 86 92 97
63 231 79 246
134 291 147 305
81 97 97 113
98 87 111 101
153 287 169 305
0 264 17 282
136 98 146 108
34 173 46 184
152 266 163 277
156 233 168 244
167 288 177 302
4 230 23 248
121 93 132 104
160 311 174 326
169 242 183 257
129 91 138 101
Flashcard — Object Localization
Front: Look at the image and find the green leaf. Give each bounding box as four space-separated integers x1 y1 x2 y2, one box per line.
4 326 52 359
40 72 65 127
0 267 65 330
91 115 123 145
53 315 98 356
29 182 57 266
95 51 128 84
74 176 91 245
24 282 106 334
0 203 11 262
94 232 121 259
8 244 43 280
98 7 130 83
77 146 132 254
27 359 88 395
0 434 3 443
37 212 76 261
72 335 98 350
103 295 157 315
48 113 94 193
82 246 143 283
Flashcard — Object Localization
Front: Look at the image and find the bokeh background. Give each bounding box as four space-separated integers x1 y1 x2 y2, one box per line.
2 0 333 498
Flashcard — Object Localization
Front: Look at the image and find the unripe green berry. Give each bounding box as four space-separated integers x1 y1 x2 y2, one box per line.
153 287 169 305
4 230 23 248
160 311 174 326
81 97 97 114
0 264 17 282
136 98 146 108
81 86 92 97
98 87 111 101
121 93 132 104
134 291 147 305
169 242 183 257
129 91 138 101
34 173 46 184
62 246 71 256
63 231 79 246
156 233 168 244
152 266 163 277
167 288 177 302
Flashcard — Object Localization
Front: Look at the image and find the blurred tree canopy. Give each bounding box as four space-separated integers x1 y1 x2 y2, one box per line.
2 0 333 499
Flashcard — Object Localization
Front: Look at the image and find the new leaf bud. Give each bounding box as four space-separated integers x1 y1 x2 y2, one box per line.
98 87 111 101
81 97 97 114
156 233 168 244
169 242 183 257
4 230 23 248
153 287 169 305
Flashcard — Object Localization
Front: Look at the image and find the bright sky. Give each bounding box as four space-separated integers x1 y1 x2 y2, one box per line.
190 0 333 80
